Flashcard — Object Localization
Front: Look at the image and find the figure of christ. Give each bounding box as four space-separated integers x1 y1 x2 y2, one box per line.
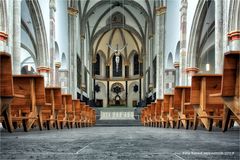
107 43 128 72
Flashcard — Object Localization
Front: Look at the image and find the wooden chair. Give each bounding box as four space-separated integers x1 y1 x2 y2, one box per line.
164 94 177 128
191 74 223 131
174 86 194 129
11 75 46 132
0 52 14 132
219 51 240 131
40 87 62 130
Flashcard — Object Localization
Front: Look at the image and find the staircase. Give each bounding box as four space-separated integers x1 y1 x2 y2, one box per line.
94 107 142 127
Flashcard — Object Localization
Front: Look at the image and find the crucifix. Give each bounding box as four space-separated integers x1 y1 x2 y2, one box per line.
107 43 127 72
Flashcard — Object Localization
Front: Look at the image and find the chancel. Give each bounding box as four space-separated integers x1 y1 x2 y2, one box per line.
0 0 239 159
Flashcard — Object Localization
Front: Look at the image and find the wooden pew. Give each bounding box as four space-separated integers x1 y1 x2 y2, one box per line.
146 104 151 126
0 52 14 132
149 103 156 127
164 94 177 128
80 102 87 127
161 95 171 128
11 75 46 132
73 99 81 128
59 94 73 129
92 109 96 126
191 74 223 131
154 99 163 127
220 51 240 131
141 107 147 126
174 86 194 129
40 87 62 130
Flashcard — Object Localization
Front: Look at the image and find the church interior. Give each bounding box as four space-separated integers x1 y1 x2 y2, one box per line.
0 0 240 159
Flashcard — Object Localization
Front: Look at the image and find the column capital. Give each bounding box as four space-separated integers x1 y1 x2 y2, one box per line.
68 7 79 16
81 84 86 90
81 34 85 40
227 31 240 41
0 32 8 41
37 66 51 73
174 62 180 68
155 6 167 16
185 67 199 75
55 61 61 68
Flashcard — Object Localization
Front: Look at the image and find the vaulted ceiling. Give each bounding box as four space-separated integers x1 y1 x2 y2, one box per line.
78 0 156 58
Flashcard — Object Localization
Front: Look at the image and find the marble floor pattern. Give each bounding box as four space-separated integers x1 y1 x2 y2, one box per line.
0 126 239 160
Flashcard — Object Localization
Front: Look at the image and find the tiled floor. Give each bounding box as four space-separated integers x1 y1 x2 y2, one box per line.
1 126 239 160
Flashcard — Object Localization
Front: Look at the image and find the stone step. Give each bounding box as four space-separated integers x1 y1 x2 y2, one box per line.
95 120 142 127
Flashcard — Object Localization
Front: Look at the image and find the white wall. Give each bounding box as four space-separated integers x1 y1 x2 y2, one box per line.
186 0 198 51
55 1 68 63
165 0 180 66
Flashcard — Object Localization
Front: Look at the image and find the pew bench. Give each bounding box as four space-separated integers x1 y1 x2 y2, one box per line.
174 86 194 129
191 74 223 131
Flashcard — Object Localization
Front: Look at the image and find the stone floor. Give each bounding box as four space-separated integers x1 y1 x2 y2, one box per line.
0 126 239 160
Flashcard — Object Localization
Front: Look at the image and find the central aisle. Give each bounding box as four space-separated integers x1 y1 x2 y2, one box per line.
1 127 239 160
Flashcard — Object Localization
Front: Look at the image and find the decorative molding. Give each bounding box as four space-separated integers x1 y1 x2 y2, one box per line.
174 62 180 68
0 31 8 41
155 6 167 16
80 34 85 39
37 66 51 72
55 61 61 68
228 31 240 41
185 67 199 75
68 7 79 16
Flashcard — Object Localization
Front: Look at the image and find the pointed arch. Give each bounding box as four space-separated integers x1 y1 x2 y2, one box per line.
167 52 173 69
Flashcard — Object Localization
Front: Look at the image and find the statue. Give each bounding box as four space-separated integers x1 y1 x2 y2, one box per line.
107 43 127 72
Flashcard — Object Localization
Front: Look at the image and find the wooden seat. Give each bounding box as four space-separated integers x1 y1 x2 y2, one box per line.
58 94 73 129
164 94 177 128
40 87 62 130
11 75 46 132
220 51 240 132
0 52 14 132
154 99 163 127
191 74 223 131
174 86 194 129
73 99 81 128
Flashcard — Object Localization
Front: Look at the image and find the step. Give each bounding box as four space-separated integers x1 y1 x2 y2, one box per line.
95 120 142 127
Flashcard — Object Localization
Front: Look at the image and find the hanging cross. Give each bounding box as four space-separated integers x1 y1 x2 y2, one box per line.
107 43 127 72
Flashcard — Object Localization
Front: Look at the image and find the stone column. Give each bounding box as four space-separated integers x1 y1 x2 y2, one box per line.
12 0 21 74
149 36 154 90
179 0 187 86
185 67 199 86
174 62 180 86
0 32 8 51
155 5 166 99
55 62 61 86
228 31 240 51
68 6 79 98
80 36 85 100
215 0 223 74
49 0 56 86
37 67 51 86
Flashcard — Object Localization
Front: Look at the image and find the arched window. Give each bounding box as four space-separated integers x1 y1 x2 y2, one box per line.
95 54 100 75
133 54 139 75
113 55 122 77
